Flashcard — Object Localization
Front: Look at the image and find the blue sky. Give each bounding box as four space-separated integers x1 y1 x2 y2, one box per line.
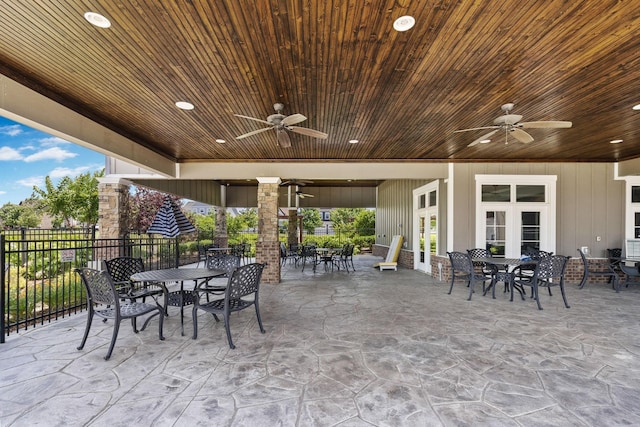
0 116 105 205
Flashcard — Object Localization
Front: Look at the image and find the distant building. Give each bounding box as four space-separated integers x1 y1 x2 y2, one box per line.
183 201 214 215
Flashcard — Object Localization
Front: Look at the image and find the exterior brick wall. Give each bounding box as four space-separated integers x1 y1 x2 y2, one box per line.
256 181 280 283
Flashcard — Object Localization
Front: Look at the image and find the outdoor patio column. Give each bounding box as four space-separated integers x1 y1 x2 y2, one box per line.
288 209 298 246
98 177 130 239
256 177 281 283
97 177 131 261
214 206 228 248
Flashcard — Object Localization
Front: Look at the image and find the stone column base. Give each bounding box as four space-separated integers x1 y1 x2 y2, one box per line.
256 241 280 283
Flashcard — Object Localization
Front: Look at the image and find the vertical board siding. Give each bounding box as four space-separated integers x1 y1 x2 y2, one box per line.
377 180 429 249
452 163 624 257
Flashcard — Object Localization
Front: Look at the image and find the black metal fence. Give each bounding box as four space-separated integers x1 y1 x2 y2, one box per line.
0 232 196 343
1 226 375 342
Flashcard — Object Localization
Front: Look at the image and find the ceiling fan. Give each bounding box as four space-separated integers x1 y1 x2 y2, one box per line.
454 103 572 147
281 178 313 187
296 189 314 199
235 103 328 148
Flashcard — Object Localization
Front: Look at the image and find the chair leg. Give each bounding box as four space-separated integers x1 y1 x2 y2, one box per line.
254 301 265 334
192 306 199 339
77 311 94 351
533 283 543 310
223 312 235 349
559 282 571 308
467 278 475 301
105 320 121 360
157 307 165 341
448 276 455 295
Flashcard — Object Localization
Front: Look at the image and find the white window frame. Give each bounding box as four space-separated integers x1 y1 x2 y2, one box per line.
475 175 557 258
413 181 438 273
624 177 640 240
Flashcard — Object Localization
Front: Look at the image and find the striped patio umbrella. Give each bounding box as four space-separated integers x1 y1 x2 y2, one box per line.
146 195 196 238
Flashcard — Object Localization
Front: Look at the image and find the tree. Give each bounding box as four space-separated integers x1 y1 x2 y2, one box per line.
192 211 216 239
237 208 258 230
128 187 180 232
330 208 364 234
32 169 104 227
353 209 375 234
300 208 322 233
0 203 40 228
226 213 247 238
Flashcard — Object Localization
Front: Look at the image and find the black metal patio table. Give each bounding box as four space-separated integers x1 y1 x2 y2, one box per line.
130 268 225 335
471 257 538 299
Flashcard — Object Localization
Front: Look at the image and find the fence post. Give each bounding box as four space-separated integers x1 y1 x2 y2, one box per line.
1 234 5 343
174 236 180 268
20 227 27 266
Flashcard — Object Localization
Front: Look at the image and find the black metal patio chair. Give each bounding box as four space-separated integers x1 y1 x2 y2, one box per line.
192 262 266 349
103 256 168 315
447 251 492 301
511 254 571 310
75 267 165 360
577 248 619 292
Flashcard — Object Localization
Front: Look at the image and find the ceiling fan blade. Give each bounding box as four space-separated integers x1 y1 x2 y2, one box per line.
281 113 307 126
511 128 534 143
467 129 499 147
236 127 273 139
288 126 329 139
296 191 314 198
518 121 572 129
277 129 292 148
454 126 500 133
281 179 313 186
234 114 271 125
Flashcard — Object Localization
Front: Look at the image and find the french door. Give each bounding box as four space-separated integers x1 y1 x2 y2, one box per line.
479 207 547 258
475 175 556 259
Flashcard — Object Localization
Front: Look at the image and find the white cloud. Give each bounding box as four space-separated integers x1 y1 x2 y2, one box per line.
0 191 6 195
23 147 77 162
0 146 23 161
17 176 44 187
49 166 91 178
0 125 22 137
39 136 70 146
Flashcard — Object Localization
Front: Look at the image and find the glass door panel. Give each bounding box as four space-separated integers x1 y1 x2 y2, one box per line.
485 211 506 257
520 211 541 253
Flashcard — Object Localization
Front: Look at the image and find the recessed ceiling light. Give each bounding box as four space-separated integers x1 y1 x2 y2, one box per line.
393 16 415 32
633 104 640 110
479 139 491 144
215 139 226 144
175 101 194 110
349 139 359 144
84 12 111 28
610 139 623 144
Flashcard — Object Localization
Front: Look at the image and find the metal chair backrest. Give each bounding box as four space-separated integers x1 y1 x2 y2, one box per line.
76 267 119 307
537 255 569 281
226 263 265 300
467 248 492 259
206 253 241 277
103 257 145 289
448 251 472 274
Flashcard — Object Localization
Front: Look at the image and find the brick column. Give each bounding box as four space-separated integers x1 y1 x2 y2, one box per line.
214 206 228 248
288 209 298 246
97 177 130 262
256 177 280 283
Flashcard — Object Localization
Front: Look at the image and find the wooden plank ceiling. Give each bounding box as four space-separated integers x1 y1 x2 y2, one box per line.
0 0 639 164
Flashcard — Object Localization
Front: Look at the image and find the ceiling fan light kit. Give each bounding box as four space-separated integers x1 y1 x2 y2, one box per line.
455 103 572 147
235 103 328 148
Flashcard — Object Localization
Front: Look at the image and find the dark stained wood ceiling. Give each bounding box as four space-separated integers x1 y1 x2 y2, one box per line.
1 1 639 164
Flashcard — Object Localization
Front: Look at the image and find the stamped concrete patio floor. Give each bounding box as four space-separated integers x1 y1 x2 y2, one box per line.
1 255 640 426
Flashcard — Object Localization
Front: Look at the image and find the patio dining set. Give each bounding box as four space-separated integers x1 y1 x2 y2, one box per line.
447 246 637 311
73 251 266 360
280 242 355 273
